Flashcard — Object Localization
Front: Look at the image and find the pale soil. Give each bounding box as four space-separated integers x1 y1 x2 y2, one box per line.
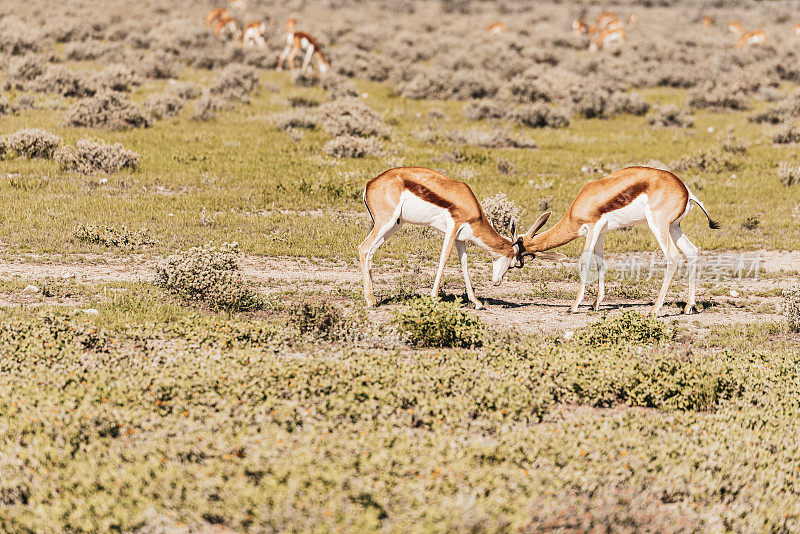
0 251 795 333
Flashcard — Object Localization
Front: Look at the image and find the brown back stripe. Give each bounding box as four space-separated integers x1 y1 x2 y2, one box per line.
594 181 648 217
403 180 454 211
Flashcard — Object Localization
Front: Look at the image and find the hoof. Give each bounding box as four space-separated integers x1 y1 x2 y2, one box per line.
474 301 484 310
683 304 696 315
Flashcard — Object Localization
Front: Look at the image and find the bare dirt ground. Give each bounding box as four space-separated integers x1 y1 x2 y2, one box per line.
0 250 795 334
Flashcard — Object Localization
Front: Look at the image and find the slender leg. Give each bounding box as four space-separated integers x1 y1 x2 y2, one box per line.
648 219 680 316
277 45 291 70
431 224 457 299
455 240 482 309
286 46 299 71
671 225 699 314
571 224 599 313
358 220 402 307
300 46 315 72
591 234 606 311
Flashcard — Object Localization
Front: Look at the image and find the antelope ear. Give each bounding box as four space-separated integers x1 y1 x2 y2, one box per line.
525 211 551 237
536 252 567 261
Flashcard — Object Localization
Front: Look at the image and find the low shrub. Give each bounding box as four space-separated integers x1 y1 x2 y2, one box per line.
55 138 139 174
464 99 506 121
321 74 359 99
577 311 675 346
291 71 320 88
506 103 570 128
784 289 800 333
1 128 61 158
0 95 14 116
290 301 361 341
323 135 383 158
741 214 760 230
64 91 150 130
170 81 201 100
155 242 262 312
270 110 318 130
449 129 536 149
318 98 385 138
144 93 184 120
481 192 524 233
3 55 47 90
136 52 181 79
90 64 139 92
391 296 484 348
778 162 800 187
30 65 96 97
209 64 259 103
191 94 230 121
606 92 651 116
647 105 694 128
497 158 516 174
73 224 154 249
688 81 750 111
672 148 740 173
772 124 800 144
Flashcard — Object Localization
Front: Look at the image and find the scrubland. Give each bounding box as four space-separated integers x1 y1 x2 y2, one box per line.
1 0 800 531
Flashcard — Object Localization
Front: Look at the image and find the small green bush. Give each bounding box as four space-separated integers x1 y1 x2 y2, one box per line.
577 311 675 346
155 242 261 312
392 297 484 348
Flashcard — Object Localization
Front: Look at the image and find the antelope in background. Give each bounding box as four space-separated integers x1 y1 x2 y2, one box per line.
242 21 267 48
735 29 767 48
589 27 626 51
359 168 564 309
517 166 720 316
277 18 329 73
728 20 744 34
205 8 232 28
486 21 505 34
702 15 713 28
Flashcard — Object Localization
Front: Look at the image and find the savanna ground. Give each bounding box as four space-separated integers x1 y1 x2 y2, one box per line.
1 0 800 531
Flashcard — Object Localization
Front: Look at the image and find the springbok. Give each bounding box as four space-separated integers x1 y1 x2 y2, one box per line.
359 167 564 309
205 8 232 27
277 18 329 74
735 29 767 48
487 21 505 34
517 166 719 316
589 27 626 51
596 12 618 28
794 23 800 37
728 20 744 34
242 21 267 48
702 15 713 28
572 20 600 43
628 13 639 25
230 0 246 9
213 15 239 38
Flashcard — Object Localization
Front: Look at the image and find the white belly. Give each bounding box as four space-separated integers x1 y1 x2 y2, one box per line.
399 191 452 233
601 193 648 231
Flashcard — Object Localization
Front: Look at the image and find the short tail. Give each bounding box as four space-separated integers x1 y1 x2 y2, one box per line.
363 188 375 230
689 192 721 229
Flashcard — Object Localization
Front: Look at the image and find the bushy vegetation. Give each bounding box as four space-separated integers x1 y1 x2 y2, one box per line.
481 192 525 233
0 128 61 159
55 138 139 174
155 243 261 311
647 105 694 128
784 289 800 332
323 135 383 158
64 91 150 130
577 311 676 346
73 224 153 249
391 297 484 348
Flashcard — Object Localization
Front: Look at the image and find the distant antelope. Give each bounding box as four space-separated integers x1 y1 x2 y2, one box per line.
359 167 564 309
213 15 238 38
205 8 232 27
242 21 267 48
794 23 800 37
230 0 246 9
573 19 601 42
518 166 720 316
596 11 618 28
735 29 766 48
628 13 639 25
487 21 505 34
277 18 329 74
702 15 713 27
589 27 626 51
728 20 744 34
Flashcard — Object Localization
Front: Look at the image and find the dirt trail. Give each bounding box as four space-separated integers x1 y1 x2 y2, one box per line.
0 251 794 333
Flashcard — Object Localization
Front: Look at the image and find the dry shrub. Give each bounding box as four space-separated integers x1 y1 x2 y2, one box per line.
74 224 153 249
497 158 516 174
3 55 47 90
1 128 61 159
741 214 760 230
647 105 694 128
0 95 15 116
30 65 96 97
449 129 536 149
209 64 259 103
136 52 181 79
90 64 140 92
271 110 318 130
318 98 385 138
772 124 800 144
191 94 230 121
607 92 651 115
481 192 524 233
14 94 36 111
291 71 321 88
169 81 201 100
323 135 383 158
688 81 750 111
464 100 506 121
64 91 151 130
155 242 262 312
144 93 184 120
55 138 139 174
321 74 359 99
507 103 570 128
785 289 800 333
672 148 739 173
778 162 800 186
